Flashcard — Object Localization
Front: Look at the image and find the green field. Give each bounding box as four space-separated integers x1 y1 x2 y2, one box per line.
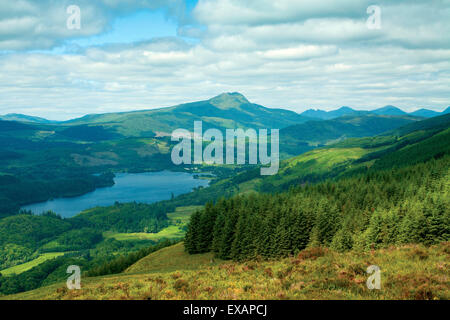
101 205 202 242
103 226 185 242
0 253 65 276
167 206 203 224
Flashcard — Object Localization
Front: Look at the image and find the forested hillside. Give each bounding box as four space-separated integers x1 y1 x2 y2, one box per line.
184 116 450 259
0 201 176 295
185 155 449 259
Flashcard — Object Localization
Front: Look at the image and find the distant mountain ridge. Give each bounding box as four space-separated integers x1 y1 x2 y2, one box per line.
300 106 369 120
371 105 406 116
0 113 56 123
1 93 315 140
2 95 448 130
60 92 314 138
301 105 449 120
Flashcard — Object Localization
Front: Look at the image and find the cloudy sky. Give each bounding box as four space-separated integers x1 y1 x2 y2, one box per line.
0 0 449 120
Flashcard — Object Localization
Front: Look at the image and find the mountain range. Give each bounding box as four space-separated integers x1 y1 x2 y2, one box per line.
1 93 312 137
300 105 449 120
0 93 432 160
2 93 448 126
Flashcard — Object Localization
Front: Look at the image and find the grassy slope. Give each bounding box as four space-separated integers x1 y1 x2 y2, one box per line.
266 147 367 188
4 242 448 300
232 147 369 195
125 242 217 274
0 253 65 276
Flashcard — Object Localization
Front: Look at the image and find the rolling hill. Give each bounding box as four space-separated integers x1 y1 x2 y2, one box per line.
280 114 421 157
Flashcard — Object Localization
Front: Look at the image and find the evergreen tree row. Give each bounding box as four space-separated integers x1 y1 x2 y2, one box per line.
185 156 450 260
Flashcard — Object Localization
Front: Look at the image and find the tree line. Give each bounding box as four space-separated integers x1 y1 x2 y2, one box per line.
185 155 449 260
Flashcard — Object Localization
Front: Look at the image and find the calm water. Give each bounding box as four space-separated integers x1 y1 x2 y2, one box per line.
22 171 209 218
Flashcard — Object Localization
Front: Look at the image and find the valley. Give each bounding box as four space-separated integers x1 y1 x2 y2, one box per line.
0 94 448 299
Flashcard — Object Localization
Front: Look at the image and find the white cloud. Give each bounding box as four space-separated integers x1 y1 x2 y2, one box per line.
257 45 338 60
193 0 371 26
0 0 186 50
0 0 449 119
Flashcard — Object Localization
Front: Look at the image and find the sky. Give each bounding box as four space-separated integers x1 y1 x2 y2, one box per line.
0 0 449 120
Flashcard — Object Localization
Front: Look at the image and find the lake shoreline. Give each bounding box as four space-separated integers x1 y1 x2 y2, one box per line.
21 170 210 218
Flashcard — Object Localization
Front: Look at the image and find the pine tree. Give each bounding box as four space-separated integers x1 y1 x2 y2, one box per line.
184 211 201 254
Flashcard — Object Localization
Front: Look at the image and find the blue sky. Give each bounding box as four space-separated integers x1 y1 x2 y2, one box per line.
66 0 198 47
69 10 179 47
0 0 449 120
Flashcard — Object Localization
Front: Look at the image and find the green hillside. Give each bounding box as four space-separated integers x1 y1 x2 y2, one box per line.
125 242 217 274
280 114 421 157
171 115 448 203
0 253 64 276
3 242 448 300
235 114 450 194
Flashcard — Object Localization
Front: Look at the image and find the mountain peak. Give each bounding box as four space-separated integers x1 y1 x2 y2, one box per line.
336 106 354 112
409 108 440 118
372 105 406 116
209 92 250 109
